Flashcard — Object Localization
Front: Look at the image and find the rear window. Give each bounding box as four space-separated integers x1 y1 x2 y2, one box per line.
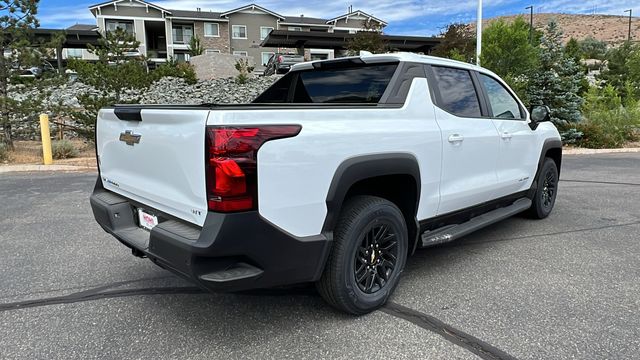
254 63 398 103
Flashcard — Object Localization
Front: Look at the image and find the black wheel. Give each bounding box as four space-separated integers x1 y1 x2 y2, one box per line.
316 196 408 315
527 158 559 219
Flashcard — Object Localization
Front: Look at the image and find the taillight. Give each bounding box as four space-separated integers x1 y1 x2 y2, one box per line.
277 55 283 63
206 125 301 212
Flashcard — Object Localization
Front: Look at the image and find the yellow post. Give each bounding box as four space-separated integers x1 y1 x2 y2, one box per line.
39 114 53 165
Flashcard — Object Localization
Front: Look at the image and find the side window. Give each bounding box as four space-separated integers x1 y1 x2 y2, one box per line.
479 74 523 119
431 66 482 118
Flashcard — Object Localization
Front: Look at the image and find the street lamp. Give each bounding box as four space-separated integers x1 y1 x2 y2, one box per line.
476 0 482 65
624 9 632 42
525 6 534 44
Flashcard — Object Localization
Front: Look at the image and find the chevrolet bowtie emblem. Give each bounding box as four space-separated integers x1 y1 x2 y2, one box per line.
119 130 141 146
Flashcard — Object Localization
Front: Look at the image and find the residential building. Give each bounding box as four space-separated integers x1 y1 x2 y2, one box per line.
85 0 389 65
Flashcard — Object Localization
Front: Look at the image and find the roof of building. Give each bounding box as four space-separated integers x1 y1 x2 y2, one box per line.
281 16 330 26
89 0 169 13
261 30 440 53
168 9 224 20
220 3 285 20
326 10 388 26
67 24 98 31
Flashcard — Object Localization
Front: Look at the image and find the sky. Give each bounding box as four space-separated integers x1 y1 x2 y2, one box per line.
38 0 639 36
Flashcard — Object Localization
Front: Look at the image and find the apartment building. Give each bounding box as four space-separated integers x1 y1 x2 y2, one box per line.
85 0 387 65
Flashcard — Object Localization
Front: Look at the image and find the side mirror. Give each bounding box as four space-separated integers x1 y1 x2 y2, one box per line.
529 105 551 129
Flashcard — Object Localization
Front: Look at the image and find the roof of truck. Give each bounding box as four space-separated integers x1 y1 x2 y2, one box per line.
291 52 492 77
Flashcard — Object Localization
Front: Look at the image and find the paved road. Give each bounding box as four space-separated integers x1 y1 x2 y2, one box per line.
1 153 639 359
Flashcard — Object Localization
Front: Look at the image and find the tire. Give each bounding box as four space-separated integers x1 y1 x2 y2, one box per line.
526 158 559 219
316 196 408 315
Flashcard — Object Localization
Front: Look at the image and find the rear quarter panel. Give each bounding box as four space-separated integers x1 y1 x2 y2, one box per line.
207 78 442 237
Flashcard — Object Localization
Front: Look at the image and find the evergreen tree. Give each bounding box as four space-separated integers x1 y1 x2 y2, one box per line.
528 20 584 125
0 0 40 148
189 35 204 57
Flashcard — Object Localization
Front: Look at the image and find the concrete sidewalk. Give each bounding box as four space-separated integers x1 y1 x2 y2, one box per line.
0 164 97 174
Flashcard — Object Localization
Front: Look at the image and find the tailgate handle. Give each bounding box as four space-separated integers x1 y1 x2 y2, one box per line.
114 107 142 121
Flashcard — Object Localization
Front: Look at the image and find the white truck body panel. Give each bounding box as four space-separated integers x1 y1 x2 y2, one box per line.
96 109 209 226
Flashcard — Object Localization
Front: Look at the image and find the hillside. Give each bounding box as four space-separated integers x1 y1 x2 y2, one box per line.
471 13 640 44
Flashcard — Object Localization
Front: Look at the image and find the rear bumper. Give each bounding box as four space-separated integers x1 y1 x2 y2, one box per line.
90 180 331 292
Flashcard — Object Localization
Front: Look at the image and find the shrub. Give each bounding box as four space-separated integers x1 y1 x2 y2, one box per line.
234 58 254 84
151 60 197 85
51 140 79 159
0 142 9 162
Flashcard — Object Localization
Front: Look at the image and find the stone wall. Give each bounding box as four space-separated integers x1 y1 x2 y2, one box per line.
190 53 257 80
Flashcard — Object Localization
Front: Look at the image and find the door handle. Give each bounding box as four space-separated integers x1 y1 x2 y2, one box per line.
448 134 464 143
501 132 513 140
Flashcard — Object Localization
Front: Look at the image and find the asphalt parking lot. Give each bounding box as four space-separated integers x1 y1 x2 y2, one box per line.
1 153 639 359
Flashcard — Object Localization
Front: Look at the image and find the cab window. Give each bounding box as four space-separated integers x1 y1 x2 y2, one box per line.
479 74 523 120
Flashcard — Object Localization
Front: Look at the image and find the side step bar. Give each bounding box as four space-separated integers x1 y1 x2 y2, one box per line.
421 198 532 247
199 263 264 283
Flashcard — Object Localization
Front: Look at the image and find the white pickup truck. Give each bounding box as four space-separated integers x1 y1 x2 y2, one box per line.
90 53 562 314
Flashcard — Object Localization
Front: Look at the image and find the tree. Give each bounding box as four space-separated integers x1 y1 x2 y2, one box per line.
346 22 388 55
431 23 475 63
0 0 39 149
188 35 203 56
528 20 584 125
579 36 607 60
564 38 581 63
67 28 148 139
70 28 148 102
599 43 640 101
480 18 539 79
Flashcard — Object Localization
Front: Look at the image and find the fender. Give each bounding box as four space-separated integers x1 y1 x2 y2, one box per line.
321 153 421 234
528 138 562 199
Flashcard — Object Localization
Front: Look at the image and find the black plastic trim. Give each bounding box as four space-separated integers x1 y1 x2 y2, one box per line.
321 153 421 234
114 107 142 121
527 139 563 198
90 184 331 292
418 190 529 234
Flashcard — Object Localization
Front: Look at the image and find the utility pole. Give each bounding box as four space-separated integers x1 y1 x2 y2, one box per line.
525 6 534 44
624 9 632 42
476 0 482 65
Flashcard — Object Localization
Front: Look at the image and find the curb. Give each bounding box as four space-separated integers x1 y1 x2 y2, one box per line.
0 164 97 174
563 147 640 155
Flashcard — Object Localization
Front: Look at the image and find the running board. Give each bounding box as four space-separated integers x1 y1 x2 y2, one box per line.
421 198 532 247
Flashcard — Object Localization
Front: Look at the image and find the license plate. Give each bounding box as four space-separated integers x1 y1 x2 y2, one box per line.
137 208 158 231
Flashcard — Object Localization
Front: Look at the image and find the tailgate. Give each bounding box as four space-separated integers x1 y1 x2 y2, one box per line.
96 107 209 226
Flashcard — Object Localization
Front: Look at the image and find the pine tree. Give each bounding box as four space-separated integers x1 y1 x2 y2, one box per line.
0 0 40 149
528 20 584 125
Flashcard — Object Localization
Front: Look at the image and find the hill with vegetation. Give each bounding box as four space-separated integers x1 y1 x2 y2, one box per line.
472 13 640 44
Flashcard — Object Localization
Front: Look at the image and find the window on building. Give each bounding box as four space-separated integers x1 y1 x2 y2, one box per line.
105 20 134 34
288 26 302 31
232 25 247 39
431 66 482 118
66 48 83 59
205 49 221 54
260 26 274 40
479 74 523 119
233 51 248 56
174 52 190 63
172 24 193 44
261 52 274 66
204 23 219 37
